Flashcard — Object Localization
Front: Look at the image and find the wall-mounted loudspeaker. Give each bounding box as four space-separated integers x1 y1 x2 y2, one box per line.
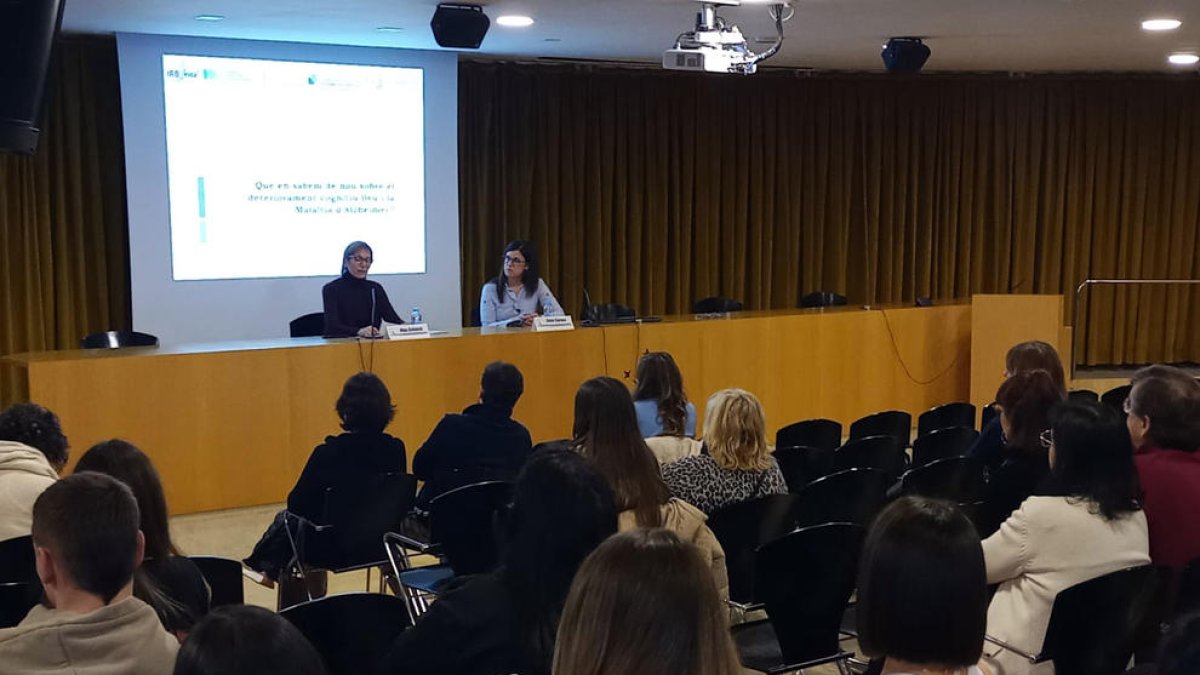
881 37 931 74
0 0 66 153
431 4 490 49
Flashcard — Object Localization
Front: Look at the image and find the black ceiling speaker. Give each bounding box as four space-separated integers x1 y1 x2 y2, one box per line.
0 0 67 154
881 37 931 73
431 4 490 49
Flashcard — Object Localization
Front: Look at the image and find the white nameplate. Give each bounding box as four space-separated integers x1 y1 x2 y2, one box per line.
533 315 575 332
385 323 431 340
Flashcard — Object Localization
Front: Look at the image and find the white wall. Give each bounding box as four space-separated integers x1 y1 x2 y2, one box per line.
117 34 460 345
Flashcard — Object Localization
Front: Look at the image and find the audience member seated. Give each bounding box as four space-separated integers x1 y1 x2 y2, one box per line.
981 370 1063 534
571 376 728 599
244 371 407 583
383 448 617 675
1124 610 1200 675
982 400 1148 675
0 472 178 674
858 496 992 675
412 361 532 508
75 439 210 639
172 604 327 675
967 341 1066 471
552 528 743 675
632 352 697 438
0 403 68 541
661 388 787 514
1127 365 1200 577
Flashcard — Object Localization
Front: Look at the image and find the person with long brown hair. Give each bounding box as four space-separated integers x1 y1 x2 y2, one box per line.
968 341 1067 470
552 528 743 675
632 352 696 438
571 377 728 598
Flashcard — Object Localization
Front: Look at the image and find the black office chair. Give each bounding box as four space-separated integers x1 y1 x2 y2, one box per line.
585 303 636 322
776 418 843 453
1067 389 1099 403
917 402 976 438
899 457 986 504
280 592 411 675
832 435 907 483
289 312 325 338
798 292 848 309
911 426 979 468
985 565 1168 675
0 536 36 583
707 494 802 610
849 410 912 447
1171 556 1200 619
0 536 42 629
0 582 40 629
80 331 159 349
774 446 833 493
469 306 482 327
1101 384 1133 413
793 468 889 529
532 439 571 454
693 296 744 313
731 523 865 673
188 555 244 607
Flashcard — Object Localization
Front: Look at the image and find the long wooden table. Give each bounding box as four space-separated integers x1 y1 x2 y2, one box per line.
4 299 1021 514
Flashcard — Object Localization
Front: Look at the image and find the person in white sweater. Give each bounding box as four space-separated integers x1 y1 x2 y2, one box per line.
0 403 68 541
982 400 1149 675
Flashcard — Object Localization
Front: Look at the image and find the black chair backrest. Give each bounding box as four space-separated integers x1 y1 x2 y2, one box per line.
692 296 743 313
532 439 571 454
1172 556 1200 618
899 457 986 503
280 592 411 675
289 312 325 338
911 426 979 468
0 536 36 583
798 292 848 309
754 523 866 665
1100 384 1132 413
1067 389 1099 403
980 403 999 430
849 410 912 447
586 303 636 321
311 473 417 570
707 494 801 605
428 480 514 576
469 305 482 327
774 446 833 493
0 582 41 629
1039 565 1167 675
832 436 907 482
776 418 843 453
80 330 159 349
794 468 889 529
917 402 976 437
188 555 244 607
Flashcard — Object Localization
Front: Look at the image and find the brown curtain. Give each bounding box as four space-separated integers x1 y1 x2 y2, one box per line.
0 36 130 407
459 62 1200 367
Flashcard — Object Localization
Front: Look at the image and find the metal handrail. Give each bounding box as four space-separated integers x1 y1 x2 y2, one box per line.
1071 279 1200 379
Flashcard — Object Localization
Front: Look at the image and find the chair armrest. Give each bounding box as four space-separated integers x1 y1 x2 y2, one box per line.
389 532 441 556
983 634 1040 663
725 599 764 613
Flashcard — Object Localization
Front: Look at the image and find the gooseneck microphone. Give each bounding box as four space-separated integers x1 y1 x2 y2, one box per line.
370 286 377 330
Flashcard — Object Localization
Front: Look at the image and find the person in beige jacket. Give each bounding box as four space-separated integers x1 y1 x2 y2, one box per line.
0 403 69 541
0 472 179 675
982 401 1149 675
572 376 729 599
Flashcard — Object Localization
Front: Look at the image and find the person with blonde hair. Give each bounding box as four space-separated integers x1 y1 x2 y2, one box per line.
552 528 744 675
662 388 786 514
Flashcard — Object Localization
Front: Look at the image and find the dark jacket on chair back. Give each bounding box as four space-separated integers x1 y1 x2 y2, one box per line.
413 403 533 508
287 431 407 521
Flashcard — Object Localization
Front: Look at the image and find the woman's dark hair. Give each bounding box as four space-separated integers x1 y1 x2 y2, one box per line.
632 352 690 437
493 240 541 302
1005 341 1066 395
340 240 372 276
995 369 1064 453
499 448 618 675
1158 610 1200 675
572 376 668 527
1049 400 1142 521
857 496 986 668
173 604 327 675
0 402 69 469
75 439 178 559
1129 364 1200 452
335 372 396 433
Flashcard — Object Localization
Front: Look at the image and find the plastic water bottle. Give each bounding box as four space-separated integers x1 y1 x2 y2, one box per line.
410 307 423 324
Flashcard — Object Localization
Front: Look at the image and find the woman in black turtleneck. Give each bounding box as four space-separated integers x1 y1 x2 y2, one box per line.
322 241 404 337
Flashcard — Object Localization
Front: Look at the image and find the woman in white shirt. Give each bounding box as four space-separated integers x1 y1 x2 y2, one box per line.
479 240 563 327
982 400 1149 675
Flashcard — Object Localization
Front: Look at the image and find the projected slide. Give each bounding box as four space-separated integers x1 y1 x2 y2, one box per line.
161 55 426 280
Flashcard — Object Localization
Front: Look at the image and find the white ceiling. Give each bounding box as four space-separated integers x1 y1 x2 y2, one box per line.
64 0 1200 73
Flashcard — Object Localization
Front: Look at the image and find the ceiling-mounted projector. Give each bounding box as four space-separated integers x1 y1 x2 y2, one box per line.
663 0 788 75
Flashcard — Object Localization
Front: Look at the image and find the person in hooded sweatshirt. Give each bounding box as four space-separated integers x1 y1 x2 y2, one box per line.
322 241 404 338
0 403 68 542
244 372 406 583
0 472 178 675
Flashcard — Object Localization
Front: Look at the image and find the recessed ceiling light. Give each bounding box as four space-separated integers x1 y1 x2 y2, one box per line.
1168 52 1200 65
194 14 225 22
376 26 404 33
496 15 535 28
1142 18 1182 31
